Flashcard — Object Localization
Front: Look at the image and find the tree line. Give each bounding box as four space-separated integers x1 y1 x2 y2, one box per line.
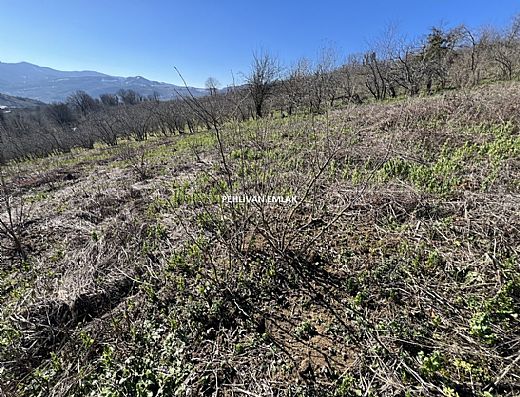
1 15 520 163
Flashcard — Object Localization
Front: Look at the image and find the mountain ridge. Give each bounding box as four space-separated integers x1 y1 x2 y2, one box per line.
0 61 206 103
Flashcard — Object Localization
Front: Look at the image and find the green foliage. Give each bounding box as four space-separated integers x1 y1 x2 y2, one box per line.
79 331 95 349
464 120 517 136
80 321 191 397
379 134 520 194
378 147 463 194
335 374 362 397
294 320 317 340
442 386 460 397
418 351 443 375
141 222 168 254
468 278 519 345
469 312 496 345
353 291 367 307
175 131 216 153
28 191 49 203
0 321 21 348
230 147 262 160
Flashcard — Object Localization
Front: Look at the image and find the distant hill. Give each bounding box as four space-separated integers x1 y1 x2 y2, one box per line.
0 92 44 109
0 61 207 103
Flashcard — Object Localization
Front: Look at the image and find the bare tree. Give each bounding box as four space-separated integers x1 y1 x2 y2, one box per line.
363 51 390 100
100 93 119 106
282 57 311 115
45 102 76 127
0 113 7 165
337 55 363 104
307 47 349 112
205 77 220 96
147 91 161 102
390 41 423 96
0 173 28 260
67 91 100 116
86 108 122 146
118 89 141 105
490 15 520 80
454 25 487 86
116 101 156 141
246 51 280 118
363 26 402 100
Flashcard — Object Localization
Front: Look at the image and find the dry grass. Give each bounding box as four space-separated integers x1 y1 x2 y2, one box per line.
1 81 519 397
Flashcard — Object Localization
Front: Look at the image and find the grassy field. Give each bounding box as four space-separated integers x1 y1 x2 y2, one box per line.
1 81 519 396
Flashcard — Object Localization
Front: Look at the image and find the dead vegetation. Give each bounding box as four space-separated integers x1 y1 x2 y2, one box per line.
0 81 519 397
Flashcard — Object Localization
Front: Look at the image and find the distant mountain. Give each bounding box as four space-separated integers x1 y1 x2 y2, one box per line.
0 61 207 103
0 92 44 110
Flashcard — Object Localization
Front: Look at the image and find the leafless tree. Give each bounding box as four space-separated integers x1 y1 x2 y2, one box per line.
490 15 520 80
363 26 401 100
0 113 8 165
116 101 156 141
67 91 100 116
246 51 280 118
0 172 28 261
363 51 390 100
308 47 341 112
453 25 487 86
85 108 122 146
100 93 119 106
205 77 220 96
389 41 423 96
282 57 311 115
45 102 77 127
118 89 142 105
338 55 363 104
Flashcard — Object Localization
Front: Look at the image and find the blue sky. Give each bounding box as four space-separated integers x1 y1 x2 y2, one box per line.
1 0 519 87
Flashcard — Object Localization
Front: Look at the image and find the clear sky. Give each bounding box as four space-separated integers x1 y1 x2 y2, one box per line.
1 0 519 87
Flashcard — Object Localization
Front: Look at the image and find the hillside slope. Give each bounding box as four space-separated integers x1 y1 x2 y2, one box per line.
0 82 519 396
0 92 44 109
